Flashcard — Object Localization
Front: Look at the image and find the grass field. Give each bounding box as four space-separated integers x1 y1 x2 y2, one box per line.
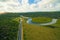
22 12 60 40
23 18 60 40
0 12 60 40
32 17 52 23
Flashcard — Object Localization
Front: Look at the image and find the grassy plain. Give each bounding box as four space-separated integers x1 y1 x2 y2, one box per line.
32 17 52 23
22 12 60 40
23 19 60 40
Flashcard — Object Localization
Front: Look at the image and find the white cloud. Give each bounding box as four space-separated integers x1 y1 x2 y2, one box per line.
0 0 60 12
30 0 60 11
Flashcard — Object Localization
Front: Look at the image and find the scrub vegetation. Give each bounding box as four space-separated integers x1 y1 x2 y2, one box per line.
0 13 20 40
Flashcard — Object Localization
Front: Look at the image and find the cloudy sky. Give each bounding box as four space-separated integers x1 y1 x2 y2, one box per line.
0 0 60 12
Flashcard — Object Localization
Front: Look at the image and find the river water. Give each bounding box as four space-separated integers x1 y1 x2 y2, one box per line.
27 18 58 25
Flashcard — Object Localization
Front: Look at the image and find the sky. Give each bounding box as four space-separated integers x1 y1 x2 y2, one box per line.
28 0 41 4
0 0 60 12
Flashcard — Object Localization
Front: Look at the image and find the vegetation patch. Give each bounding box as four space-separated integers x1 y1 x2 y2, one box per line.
22 12 60 40
0 13 20 40
23 19 60 40
32 17 52 23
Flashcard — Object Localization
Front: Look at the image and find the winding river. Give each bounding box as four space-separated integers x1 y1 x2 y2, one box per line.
20 15 58 25
27 18 58 25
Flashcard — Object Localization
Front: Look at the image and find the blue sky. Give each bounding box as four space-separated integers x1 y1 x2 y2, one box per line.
28 0 35 4
18 0 35 4
28 0 41 4
18 0 40 4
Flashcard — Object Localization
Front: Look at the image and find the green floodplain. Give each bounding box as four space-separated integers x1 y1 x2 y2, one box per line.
0 12 60 40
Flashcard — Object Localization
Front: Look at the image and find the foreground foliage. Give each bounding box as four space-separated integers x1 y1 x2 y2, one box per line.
0 13 20 40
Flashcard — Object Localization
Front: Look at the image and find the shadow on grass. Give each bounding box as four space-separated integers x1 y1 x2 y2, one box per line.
45 25 58 28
